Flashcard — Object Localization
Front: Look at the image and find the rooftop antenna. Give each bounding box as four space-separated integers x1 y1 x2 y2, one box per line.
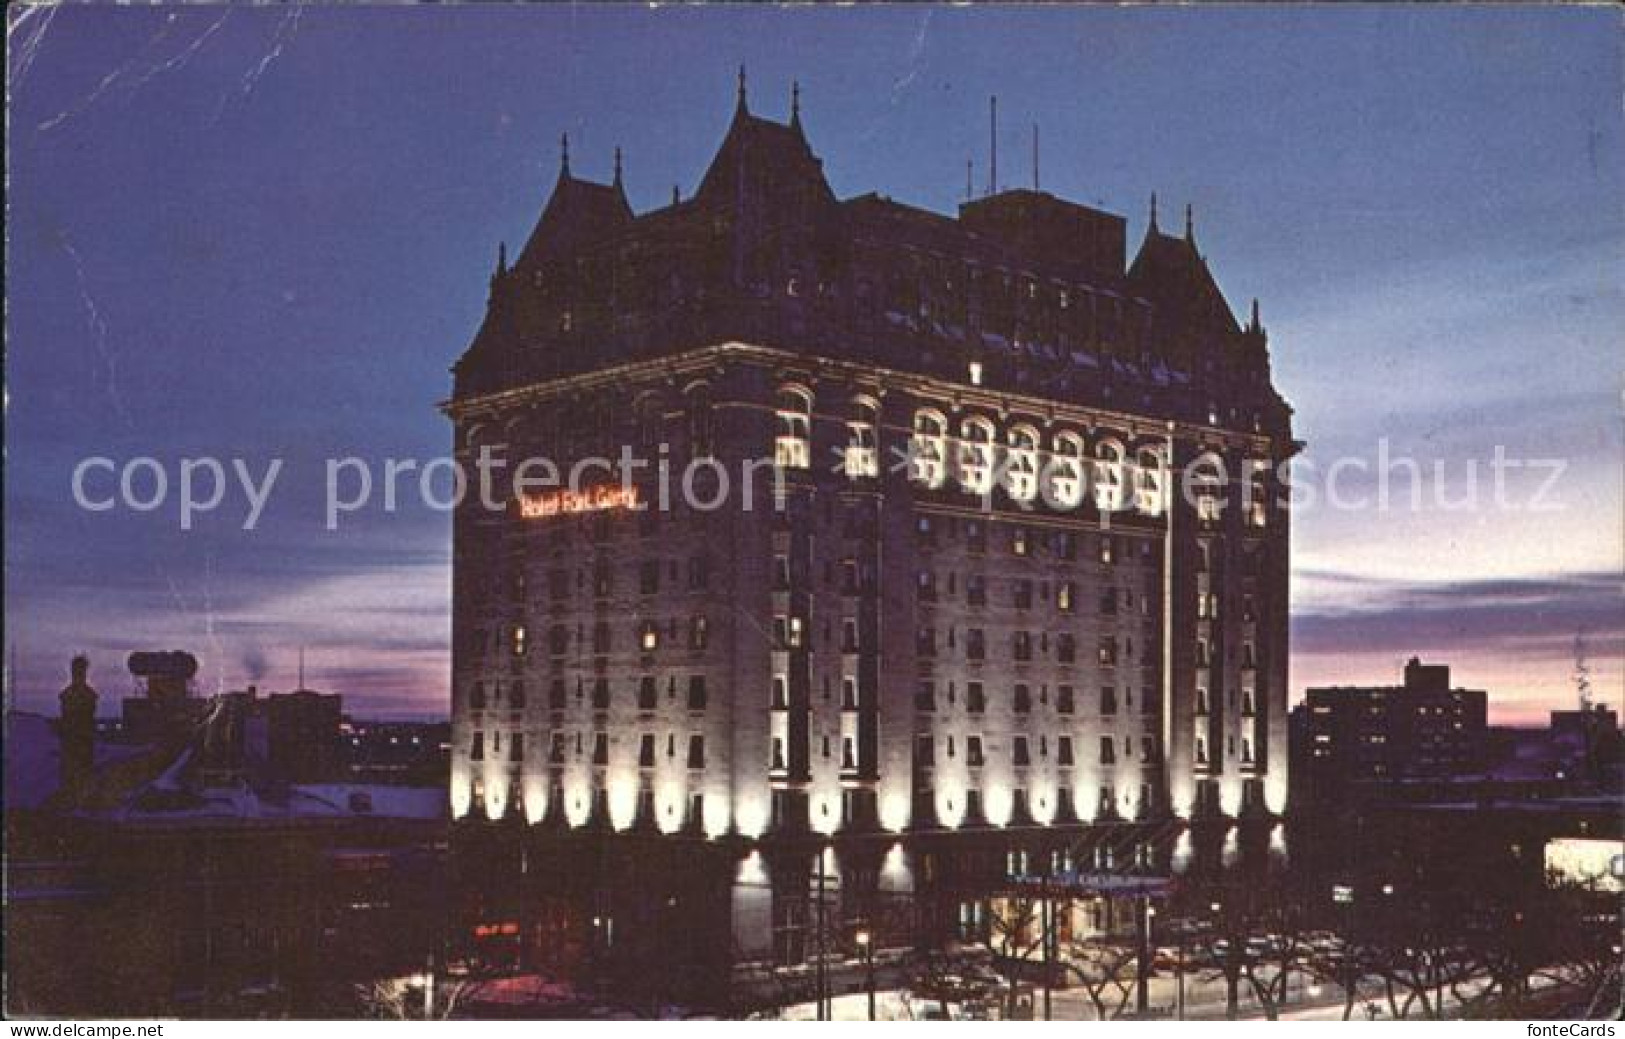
736 64 748 113
1032 122 1039 191
1149 192 1159 233
297 646 305 691
790 80 801 128
613 146 623 189
560 133 570 177
988 95 999 196
965 158 974 202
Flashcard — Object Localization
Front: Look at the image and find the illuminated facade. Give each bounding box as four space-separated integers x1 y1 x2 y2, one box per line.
445 78 1294 973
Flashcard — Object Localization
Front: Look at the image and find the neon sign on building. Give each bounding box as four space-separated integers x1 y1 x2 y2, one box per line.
517 484 640 519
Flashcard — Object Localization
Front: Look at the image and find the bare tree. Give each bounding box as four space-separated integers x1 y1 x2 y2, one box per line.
984 893 1046 1017
1063 940 1139 1020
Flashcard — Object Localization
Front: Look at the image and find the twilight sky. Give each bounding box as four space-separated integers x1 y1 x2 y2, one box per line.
6 4 1621 723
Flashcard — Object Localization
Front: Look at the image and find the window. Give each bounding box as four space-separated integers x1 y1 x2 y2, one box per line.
688 555 710 590
1058 737 1075 766
966 682 986 714
958 417 995 494
1057 685 1075 714
966 521 987 553
470 682 488 710
549 733 566 763
1012 631 1032 662
639 621 660 652
1057 581 1076 612
845 397 879 479
1057 633 1077 664
1099 737 1116 765
1011 527 1030 557
1005 426 1040 501
770 675 788 709
1014 579 1034 609
966 574 987 607
1049 432 1085 507
548 625 569 656
915 680 936 713
1098 636 1119 667
841 618 860 652
771 737 786 771
470 731 485 761
967 736 985 767
639 560 661 595
916 734 935 766
639 734 657 768
1014 684 1032 714
1101 685 1118 715
592 732 610 765
1094 440 1127 511
687 735 706 769
509 681 527 709
549 679 567 710
1134 446 1167 515
1013 737 1031 767
687 675 708 711
592 678 611 710
917 570 937 602
916 627 937 657
775 386 812 470
592 621 612 654
967 629 987 661
637 676 658 711
842 737 857 770
689 615 709 651
774 615 804 649
910 410 948 487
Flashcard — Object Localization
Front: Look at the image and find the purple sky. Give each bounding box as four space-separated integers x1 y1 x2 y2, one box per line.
6 5 1621 723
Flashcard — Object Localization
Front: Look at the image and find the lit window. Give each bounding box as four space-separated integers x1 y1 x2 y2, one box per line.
774 386 812 470
1004 426 1040 501
958 417 995 494
910 410 948 488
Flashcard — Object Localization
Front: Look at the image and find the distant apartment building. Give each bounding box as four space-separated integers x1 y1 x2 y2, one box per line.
1291 657 1488 807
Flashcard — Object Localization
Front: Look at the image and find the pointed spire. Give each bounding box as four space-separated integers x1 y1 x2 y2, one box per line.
1250 298 1262 333
966 158 974 202
672 184 681 206
495 240 507 277
1149 192 1159 233
613 146 623 189
559 132 571 178
1184 202 1195 243
790 80 801 129
736 64 748 114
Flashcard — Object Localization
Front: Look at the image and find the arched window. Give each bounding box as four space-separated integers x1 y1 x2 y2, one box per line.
845 396 879 479
1134 444 1167 515
774 385 812 470
1093 437 1127 512
1192 452 1227 526
1047 431 1085 508
910 409 948 488
958 416 996 495
1004 424 1040 502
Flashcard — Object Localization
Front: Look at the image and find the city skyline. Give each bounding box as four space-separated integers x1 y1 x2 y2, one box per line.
6 5 1621 724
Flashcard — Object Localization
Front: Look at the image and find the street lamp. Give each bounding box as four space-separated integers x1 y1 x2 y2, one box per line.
856 928 876 1021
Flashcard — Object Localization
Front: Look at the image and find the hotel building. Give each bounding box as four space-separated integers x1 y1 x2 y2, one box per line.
445 77 1295 984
